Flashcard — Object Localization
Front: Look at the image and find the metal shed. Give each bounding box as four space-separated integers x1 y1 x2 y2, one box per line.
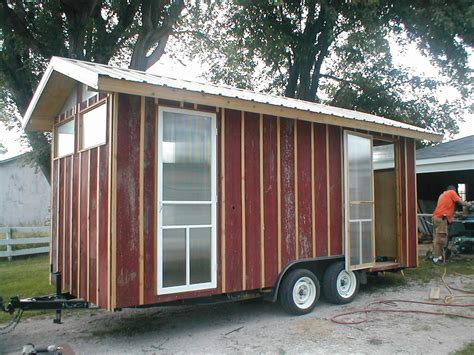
23 57 441 314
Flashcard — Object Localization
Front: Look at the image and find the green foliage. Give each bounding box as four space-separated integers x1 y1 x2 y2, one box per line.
184 0 473 137
0 0 186 182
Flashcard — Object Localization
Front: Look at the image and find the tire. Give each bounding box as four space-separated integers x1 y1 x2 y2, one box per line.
279 269 320 315
323 261 359 304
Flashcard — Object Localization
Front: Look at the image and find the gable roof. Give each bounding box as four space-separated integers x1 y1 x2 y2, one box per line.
23 57 442 141
416 135 474 173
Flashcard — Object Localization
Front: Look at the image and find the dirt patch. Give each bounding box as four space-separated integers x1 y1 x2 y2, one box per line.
1 270 473 354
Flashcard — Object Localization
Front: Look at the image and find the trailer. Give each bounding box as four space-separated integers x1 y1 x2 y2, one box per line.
18 57 442 316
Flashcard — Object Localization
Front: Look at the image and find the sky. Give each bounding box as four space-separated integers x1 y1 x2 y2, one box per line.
0 40 472 160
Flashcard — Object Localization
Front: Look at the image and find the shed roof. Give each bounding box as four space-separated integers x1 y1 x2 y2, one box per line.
24 57 442 141
416 135 474 173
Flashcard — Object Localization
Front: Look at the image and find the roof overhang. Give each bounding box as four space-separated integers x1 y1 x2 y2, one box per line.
416 153 474 173
23 57 443 142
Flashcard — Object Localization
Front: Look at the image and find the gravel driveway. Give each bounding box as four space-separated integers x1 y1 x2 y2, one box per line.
1 272 473 354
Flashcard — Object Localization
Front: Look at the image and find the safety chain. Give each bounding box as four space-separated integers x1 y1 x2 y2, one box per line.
0 309 24 334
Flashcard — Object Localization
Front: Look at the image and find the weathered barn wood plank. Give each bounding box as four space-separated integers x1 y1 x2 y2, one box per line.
314 123 329 256
115 94 141 307
263 115 279 287
280 117 296 268
296 120 313 259
224 108 243 293
244 111 261 290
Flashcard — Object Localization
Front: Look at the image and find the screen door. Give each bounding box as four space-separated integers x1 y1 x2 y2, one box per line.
344 131 375 271
157 107 217 295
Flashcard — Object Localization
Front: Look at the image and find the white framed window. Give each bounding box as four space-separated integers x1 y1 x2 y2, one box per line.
55 119 75 158
157 107 217 295
79 103 107 150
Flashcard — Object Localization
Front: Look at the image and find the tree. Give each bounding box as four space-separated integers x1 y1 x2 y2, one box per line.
0 0 185 183
184 0 472 137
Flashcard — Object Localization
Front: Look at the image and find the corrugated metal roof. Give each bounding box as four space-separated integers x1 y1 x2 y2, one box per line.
23 57 442 141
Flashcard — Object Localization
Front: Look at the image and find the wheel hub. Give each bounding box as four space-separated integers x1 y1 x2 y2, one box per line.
293 277 316 309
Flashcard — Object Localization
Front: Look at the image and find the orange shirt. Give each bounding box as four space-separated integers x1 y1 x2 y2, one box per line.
432 190 461 223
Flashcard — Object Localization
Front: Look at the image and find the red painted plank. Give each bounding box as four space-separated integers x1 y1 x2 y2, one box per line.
80 152 89 299
71 154 80 297
224 109 243 292
328 125 343 256
406 139 417 267
51 160 58 275
280 117 296 267
296 121 313 259
88 148 98 304
64 157 70 290
314 123 329 256
58 159 64 278
144 98 157 304
115 94 141 308
399 138 408 266
244 112 261 290
263 115 279 287
98 144 109 308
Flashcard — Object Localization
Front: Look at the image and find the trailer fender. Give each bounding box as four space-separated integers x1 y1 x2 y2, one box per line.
268 255 344 303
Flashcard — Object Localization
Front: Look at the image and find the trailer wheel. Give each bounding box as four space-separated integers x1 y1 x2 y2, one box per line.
279 269 320 315
323 261 359 304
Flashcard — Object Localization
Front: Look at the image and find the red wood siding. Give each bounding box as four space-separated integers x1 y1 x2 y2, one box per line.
262 115 279 287
244 112 261 290
328 126 343 256
314 123 329 256
224 109 243 293
143 97 157 305
115 94 141 308
296 121 313 259
52 94 110 309
52 93 419 310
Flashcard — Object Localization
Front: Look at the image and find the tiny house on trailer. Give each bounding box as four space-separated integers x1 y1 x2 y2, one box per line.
23 57 441 315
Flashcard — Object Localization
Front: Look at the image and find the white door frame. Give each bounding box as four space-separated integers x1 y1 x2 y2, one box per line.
157 106 217 295
343 130 376 271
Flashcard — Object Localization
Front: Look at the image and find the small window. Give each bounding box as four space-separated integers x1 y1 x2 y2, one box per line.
80 103 107 150
55 120 75 158
373 143 395 170
458 183 466 200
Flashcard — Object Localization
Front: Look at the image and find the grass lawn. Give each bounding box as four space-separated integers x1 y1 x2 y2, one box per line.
0 254 54 324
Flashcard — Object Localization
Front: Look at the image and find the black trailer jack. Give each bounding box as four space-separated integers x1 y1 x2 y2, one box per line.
1 272 91 326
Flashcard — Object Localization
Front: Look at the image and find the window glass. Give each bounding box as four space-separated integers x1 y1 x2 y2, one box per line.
162 111 212 201
81 103 107 149
373 144 395 170
55 120 75 157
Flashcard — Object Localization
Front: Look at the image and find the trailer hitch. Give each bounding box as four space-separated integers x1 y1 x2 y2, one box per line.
0 272 91 325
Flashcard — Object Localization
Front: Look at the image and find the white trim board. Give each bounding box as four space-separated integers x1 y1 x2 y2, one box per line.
416 154 474 173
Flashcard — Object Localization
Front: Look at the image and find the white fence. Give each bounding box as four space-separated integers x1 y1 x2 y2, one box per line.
0 226 50 260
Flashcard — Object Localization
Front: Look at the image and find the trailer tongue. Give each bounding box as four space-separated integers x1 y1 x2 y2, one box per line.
0 272 90 326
